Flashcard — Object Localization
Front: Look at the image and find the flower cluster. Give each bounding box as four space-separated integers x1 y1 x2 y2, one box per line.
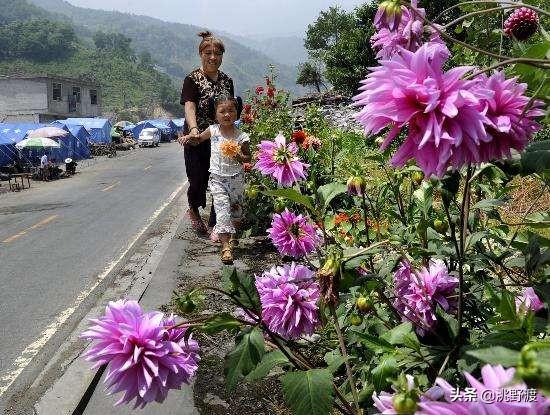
254 133 309 187
354 42 542 177
370 0 442 60
393 260 458 335
81 300 200 408
255 263 320 339
267 208 322 258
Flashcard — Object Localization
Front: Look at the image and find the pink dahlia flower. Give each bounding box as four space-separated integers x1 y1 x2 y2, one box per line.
393 259 458 335
267 208 322 258
255 263 320 339
370 1 442 60
453 71 543 167
81 300 199 408
418 364 550 415
354 42 491 178
254 133 309 187
374 0 403 31
515 287 544 314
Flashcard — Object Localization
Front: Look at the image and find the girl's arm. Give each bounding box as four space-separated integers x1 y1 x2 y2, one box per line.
177 128 211 146
236 142 252 163
195 128 212 144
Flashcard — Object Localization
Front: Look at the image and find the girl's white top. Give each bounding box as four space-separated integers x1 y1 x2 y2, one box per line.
208 124 250 177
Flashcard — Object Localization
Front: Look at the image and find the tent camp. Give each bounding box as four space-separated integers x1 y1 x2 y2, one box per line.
62 118 112 144
172 118 185 134
133 120 174 142
0 123 45 167
50 121 92 160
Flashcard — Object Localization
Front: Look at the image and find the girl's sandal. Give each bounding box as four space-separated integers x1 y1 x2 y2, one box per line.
188 209 207 235
221 246 233 264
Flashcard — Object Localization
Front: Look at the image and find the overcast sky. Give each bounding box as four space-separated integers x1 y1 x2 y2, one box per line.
65 0 367 36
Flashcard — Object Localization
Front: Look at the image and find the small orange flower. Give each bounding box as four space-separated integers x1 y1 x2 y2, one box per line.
334 212 350 226
303 135 321 151
292 130 307 146
350 212 362 224
220 140 240 158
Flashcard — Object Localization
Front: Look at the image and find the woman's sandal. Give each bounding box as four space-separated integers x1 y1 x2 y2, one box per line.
188 209 207 235
221 245 233 264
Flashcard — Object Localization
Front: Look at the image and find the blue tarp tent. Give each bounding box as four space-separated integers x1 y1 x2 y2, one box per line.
133 120 174 142
0 123 45 167
172 118 185 134
50 121 92 160
62 118 112 144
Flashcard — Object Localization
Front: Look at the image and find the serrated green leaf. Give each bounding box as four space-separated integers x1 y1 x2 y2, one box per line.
262 188 315 212
317 182 347 212
246 350 288 381
324 350 345 373
521 140 550 175
467 346 520 367
281 369 334 415
381 322 414 345
224 327 265 391
199 312 243 335
352 331 394 353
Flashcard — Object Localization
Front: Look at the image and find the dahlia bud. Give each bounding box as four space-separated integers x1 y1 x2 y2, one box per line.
317 249 343 306
346 176 366 196
374 0 403 31
504 7 539 41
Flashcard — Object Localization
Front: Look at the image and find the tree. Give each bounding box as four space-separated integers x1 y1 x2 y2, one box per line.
93 31 133 56
296 61 325 93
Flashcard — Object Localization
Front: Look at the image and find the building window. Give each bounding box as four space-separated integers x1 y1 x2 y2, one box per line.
72 86 81 103
52 83 62 101
90 89 98 105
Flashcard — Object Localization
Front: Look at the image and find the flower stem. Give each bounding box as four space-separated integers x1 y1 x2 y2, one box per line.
342 239 390 262
329 305 360 414
361 193 375 270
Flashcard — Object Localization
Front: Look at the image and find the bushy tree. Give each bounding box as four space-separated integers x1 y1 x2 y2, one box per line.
296 61 325 92
93 31 133 56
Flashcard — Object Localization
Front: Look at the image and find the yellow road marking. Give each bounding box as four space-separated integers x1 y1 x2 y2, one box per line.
2 214 58 243
101 181 120 192
144 165 152 171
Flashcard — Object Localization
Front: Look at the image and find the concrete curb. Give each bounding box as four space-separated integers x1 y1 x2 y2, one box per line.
26 183 187 415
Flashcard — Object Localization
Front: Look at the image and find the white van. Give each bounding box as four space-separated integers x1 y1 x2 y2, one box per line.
138 128 160 147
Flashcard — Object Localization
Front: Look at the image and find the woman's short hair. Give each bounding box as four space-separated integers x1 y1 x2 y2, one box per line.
198 30 225 55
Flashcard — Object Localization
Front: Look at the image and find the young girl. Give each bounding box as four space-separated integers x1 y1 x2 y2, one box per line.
179 95 251 263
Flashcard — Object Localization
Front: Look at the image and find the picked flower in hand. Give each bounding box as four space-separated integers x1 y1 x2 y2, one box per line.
220 139 241 159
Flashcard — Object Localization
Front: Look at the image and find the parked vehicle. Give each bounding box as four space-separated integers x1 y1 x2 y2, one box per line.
138 128 160 147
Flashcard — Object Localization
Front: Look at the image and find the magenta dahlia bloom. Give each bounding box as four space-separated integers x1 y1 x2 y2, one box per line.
81 300 199 408
453 71 543 167
370 1 442 60
374 0 403 31
267 208 322 258
393 260 458 335
255 263 320 339
418 364 550 415
254 133 309 187
355 42 492 178
515 287 544 314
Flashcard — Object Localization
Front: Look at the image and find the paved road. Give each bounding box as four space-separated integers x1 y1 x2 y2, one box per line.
0 143 186 401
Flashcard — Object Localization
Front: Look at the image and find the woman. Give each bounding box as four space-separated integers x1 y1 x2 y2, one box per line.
180 30 234 235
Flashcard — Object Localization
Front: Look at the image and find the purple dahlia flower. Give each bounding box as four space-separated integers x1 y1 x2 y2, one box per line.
267 208 322 258
417 364 550 415
81 300 199 408
254 133 309 187
393 260 458 335
515 287 544 314
255 263 320 339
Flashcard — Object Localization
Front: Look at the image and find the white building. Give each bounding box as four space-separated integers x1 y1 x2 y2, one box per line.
0 75 102 123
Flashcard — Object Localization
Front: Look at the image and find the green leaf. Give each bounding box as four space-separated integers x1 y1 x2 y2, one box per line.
371 356 398 391
352 331 394 353
221 266 261 312
497 290 518 322
317 182 347 212
199 313 243 335
473 199 506 211
281 369 334 415
525 212 550 229
413 181 433 218
246 350 288 381
324 350 345 373
467 346 520 367
224 327 265 391
521 140 550 176
381 322 414 345
262 188 315 212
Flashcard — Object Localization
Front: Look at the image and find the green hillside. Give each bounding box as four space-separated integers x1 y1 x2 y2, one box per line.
25 0 300 96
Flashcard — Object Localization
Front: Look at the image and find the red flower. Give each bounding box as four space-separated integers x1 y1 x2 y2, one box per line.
334 212 350 226
242 114 255 124
267 87 275 97
256 86 264 95
292 130 307 146
242 162 252 172
303 135 322 151
243 104 252 113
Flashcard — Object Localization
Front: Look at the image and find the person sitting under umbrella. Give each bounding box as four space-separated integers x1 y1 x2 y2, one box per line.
65 158 77 175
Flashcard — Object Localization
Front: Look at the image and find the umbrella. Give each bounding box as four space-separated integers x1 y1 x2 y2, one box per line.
114 121 133 128
27 127 68 138
15 137 61 149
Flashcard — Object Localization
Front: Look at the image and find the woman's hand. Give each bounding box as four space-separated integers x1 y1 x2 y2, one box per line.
178 134 200 146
